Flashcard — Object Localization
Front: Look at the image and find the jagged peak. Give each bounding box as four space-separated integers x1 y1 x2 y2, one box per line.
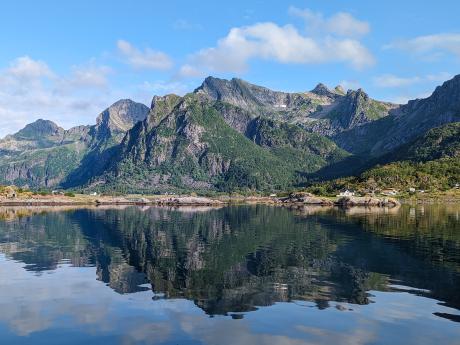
429 73 460 98
346 88 369 99
95 99 150 135
195 76 268 95
151 94 181 109
194 76 266 105
405 73 460 111
311 83 331 95
195 76 227 91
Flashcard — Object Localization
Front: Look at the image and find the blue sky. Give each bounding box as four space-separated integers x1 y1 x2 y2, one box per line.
0 0 459 135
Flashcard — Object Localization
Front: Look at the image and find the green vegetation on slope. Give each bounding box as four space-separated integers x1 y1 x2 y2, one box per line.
0 144 86 188
306 157 460 196
379 122 460 162
99 96 349 193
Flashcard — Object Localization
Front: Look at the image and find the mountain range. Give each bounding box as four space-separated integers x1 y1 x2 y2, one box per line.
0 75 459 193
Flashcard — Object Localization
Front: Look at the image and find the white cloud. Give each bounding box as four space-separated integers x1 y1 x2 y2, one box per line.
6 56 54 80
177 64 203 78
53 63 113 94
385 33 460 58
179 17 374 77
288 7 370 37
0 56 123 137
373 72 453 88
117 39 173 70
68 64 112 88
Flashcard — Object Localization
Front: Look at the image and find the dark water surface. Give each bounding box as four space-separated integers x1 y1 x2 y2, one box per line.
0 204 459 344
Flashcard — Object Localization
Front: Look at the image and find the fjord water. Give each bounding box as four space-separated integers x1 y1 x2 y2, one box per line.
0 205 459 345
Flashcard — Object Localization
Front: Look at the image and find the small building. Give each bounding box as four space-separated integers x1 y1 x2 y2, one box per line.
337 190 355 197
408 187 416 193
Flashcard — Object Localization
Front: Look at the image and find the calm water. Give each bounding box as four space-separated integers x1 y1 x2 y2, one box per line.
0 204 459 345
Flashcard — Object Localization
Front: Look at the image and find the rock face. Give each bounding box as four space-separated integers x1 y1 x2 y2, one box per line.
195 77 393 135
335 75 460 155
94 99 150 140
92 91 347 193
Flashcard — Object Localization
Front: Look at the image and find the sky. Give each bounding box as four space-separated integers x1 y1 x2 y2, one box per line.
0 0 459 136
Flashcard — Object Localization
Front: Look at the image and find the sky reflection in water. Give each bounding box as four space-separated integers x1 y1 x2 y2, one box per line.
0 204 459 344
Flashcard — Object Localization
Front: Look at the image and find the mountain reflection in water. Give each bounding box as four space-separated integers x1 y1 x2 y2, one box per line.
0 204 459 344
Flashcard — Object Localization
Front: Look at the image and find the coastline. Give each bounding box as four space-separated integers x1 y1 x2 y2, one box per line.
1 190 458 207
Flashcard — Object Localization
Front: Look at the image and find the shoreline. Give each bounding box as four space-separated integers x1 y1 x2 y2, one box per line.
1 192 458 207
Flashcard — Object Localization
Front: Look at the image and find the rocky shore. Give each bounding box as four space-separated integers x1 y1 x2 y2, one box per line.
276 192 400 208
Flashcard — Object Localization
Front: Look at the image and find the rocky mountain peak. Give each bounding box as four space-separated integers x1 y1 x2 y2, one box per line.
14 119 63 139
346 88 369 101
311 83 331 96
151 94 181 109
194 76 227 98
147 94 182 127
95 99 149 137
402 74 460 117
421 74 460 108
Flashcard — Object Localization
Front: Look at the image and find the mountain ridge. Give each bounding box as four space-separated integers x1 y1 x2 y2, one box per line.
0 75 459 192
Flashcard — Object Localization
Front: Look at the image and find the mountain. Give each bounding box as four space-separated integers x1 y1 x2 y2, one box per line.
379 122 460 163
0 75 459 192
93 99 150 141
0 99 149 188
13 119 64 140
196 77 395 136
308 122 460 194
94 93 348 193
335 75 460 155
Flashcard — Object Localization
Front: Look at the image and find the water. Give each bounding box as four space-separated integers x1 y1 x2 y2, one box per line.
0 204 459 344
